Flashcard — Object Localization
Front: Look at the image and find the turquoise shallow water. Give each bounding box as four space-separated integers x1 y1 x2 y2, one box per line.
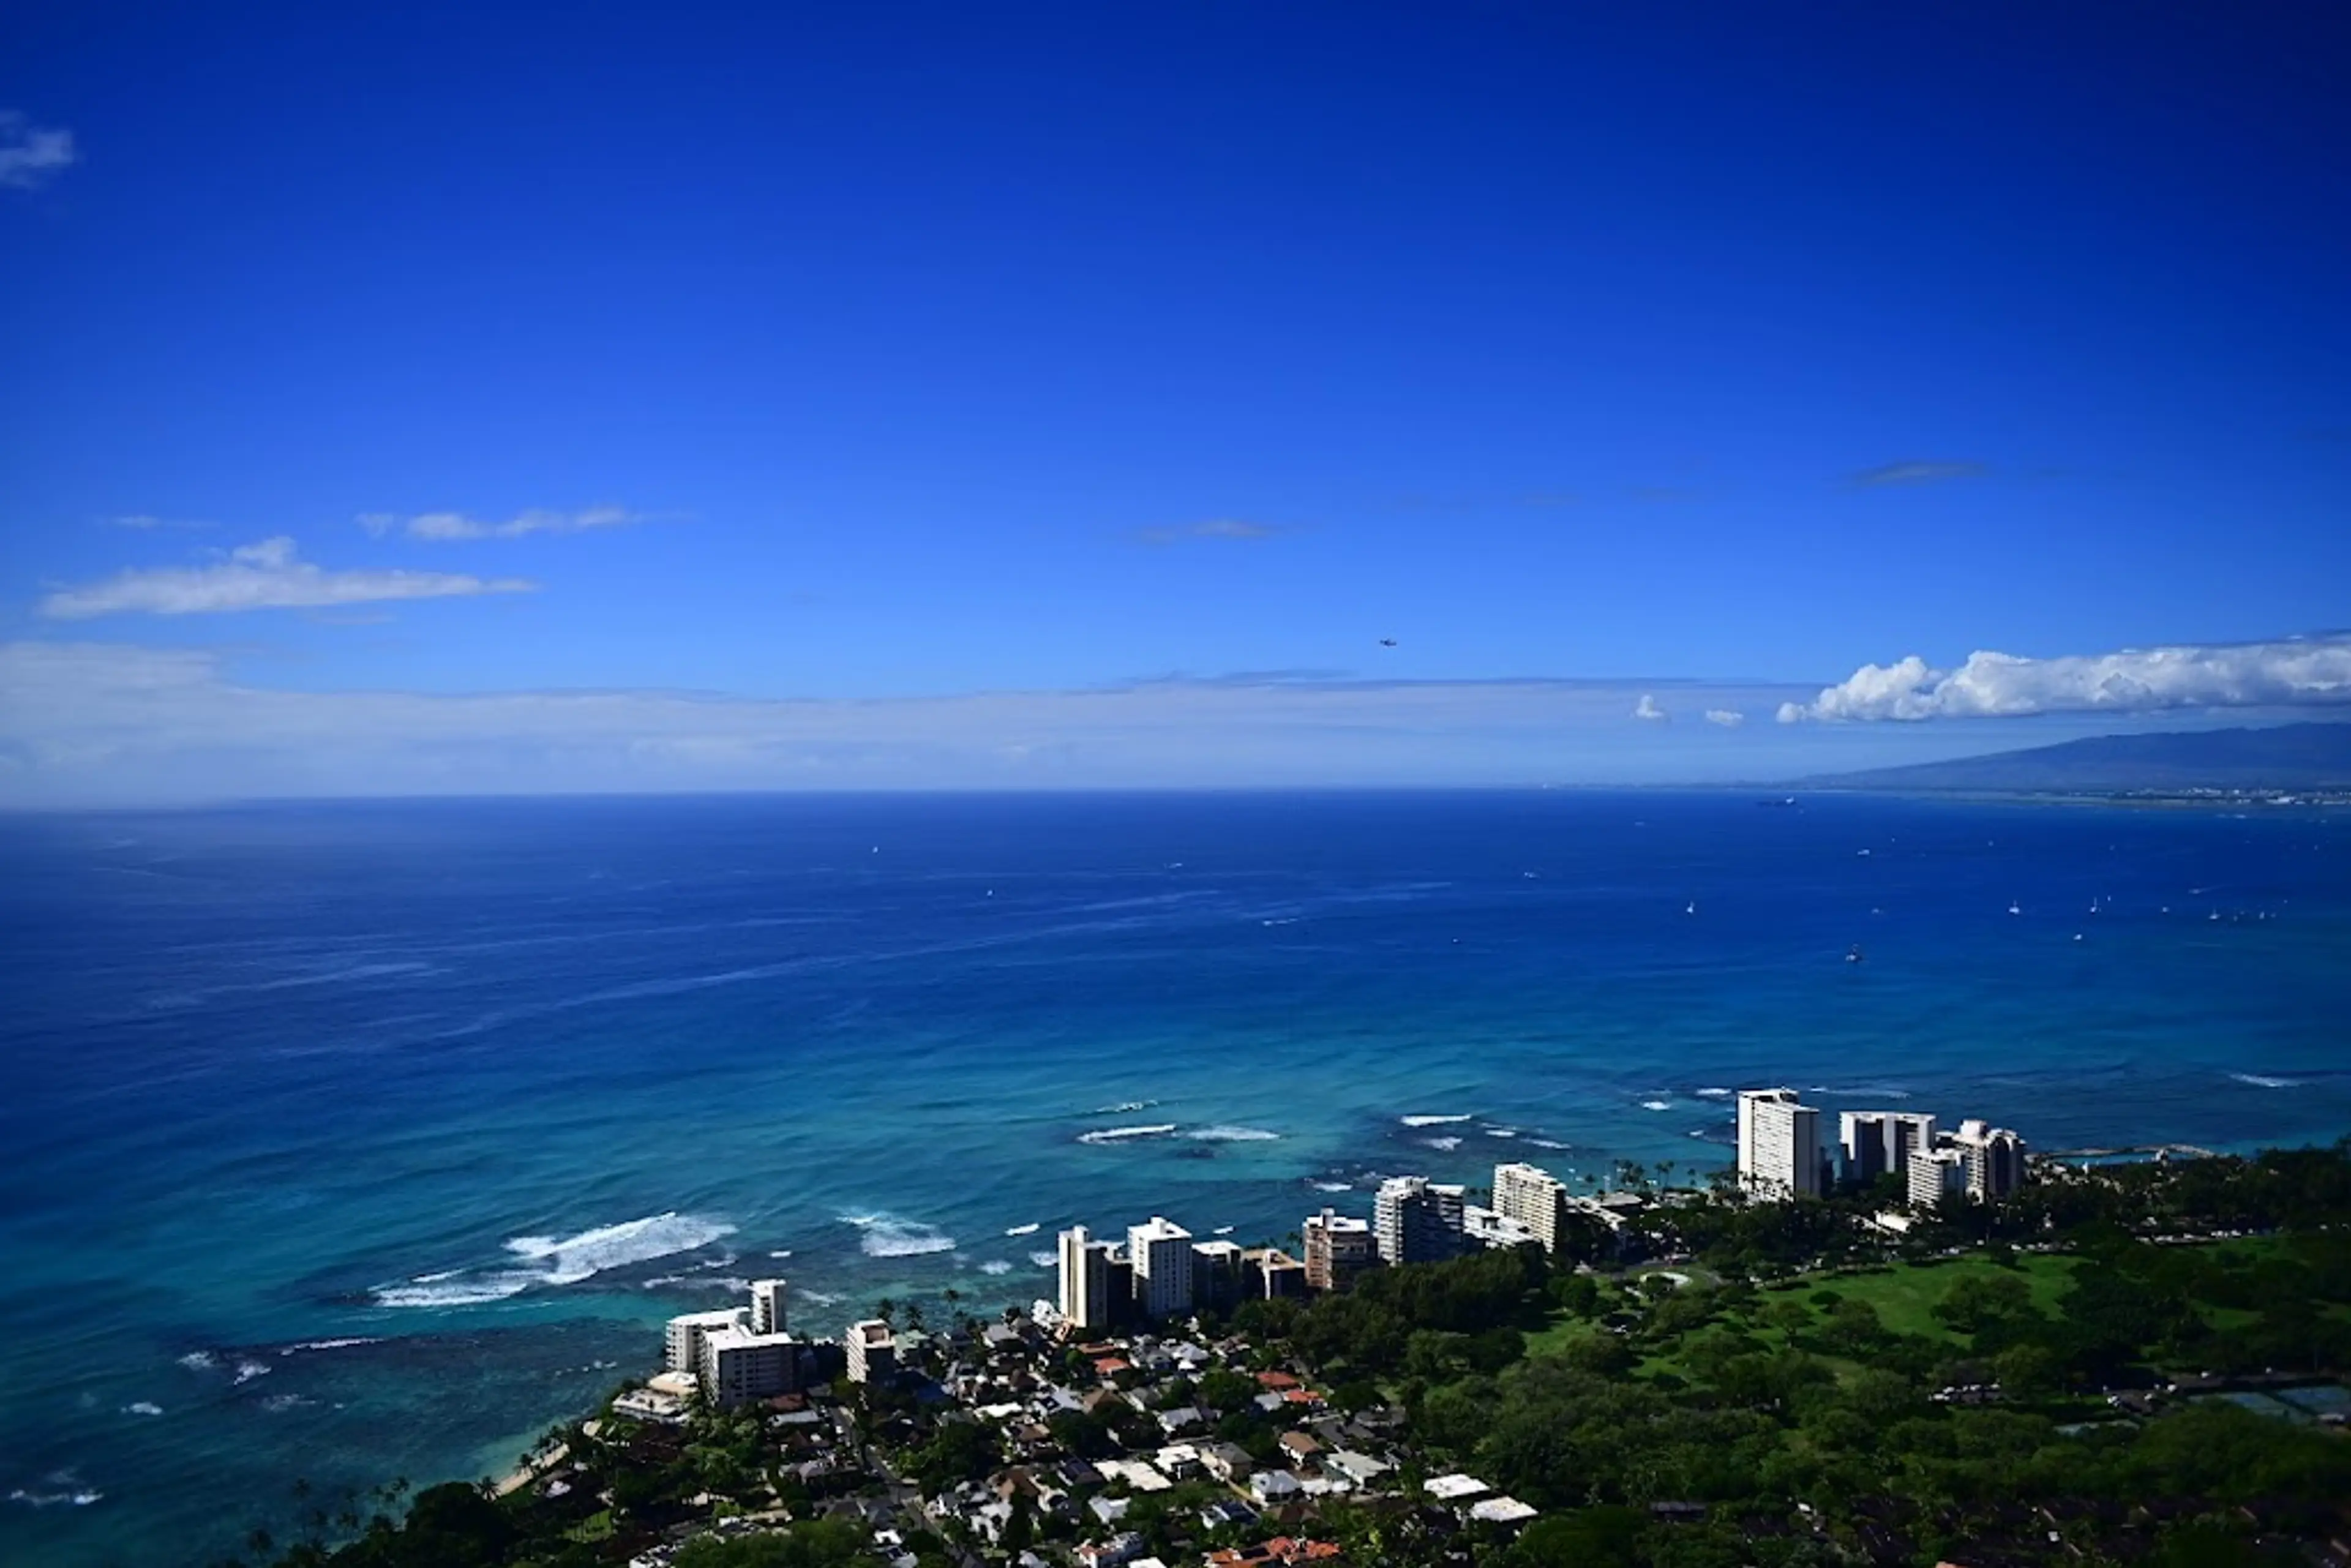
2 790 2347 1565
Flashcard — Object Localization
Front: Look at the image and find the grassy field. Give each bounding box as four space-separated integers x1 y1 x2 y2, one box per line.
1787 1251 2079 1341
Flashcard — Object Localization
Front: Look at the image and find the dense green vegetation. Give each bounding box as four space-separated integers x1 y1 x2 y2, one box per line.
241 1142 2351 1567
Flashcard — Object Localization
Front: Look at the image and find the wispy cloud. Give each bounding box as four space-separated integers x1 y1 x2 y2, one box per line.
1845 459 1987 489
39 537 536 619
0 111 75 190
0 648 1819 803
1133 518 1283 545
104 514 212 531
1705 708 1745 727
1777 634 2351 722
1633 693 1670 722
358 505 648 541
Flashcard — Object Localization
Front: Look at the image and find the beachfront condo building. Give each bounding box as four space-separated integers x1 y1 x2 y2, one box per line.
1057 1225 1116 1331
1242 1246 1309 1299
750 1277 788 1336
1492 1161 1572 1253
1191 1239 1247 1310
1302 1207 1376 1289
1907 1146 1971 1209
1839 1112 1939 1186
699 1324 801 1408
1128 1215 1196 1318
1374 1176 1467 1264
664 1307 749 1376
1738 1088 1823 1199
846 1319 896 1384
1953 1119 2028 1201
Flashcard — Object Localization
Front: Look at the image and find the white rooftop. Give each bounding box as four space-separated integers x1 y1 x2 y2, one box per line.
1425 1472 1491 1501
1470 1496 1538 1524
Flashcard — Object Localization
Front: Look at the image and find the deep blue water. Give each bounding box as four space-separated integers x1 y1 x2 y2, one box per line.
2 790 2347 1566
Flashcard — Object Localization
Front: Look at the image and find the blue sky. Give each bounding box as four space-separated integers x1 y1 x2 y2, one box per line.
2 3 2348 800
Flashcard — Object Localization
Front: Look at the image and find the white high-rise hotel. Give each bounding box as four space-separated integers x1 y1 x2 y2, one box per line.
1128 1215 1195 1319
1057 1225 1114 1330
1738 1088 1823 1199
1491 1162 1570 1253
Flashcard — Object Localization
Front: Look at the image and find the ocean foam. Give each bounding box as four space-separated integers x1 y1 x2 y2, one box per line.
1029 1250 1057 1267
844 1214 956 1258
768 1250 793 1259
1400 1114 1473 1127
504 1212 737 1285
176 1352 216 1372
1188 1125 1280 1142
2230 1073 2297 1089
123 1403 162 1417
231 1360 272 1385
1694 1087 1732 1098
1078 1123 1178 1144
979 1260 1014 1275
280 1337 382 1356
1310 1180 1352 1192
1004 1222 1041 1236
1641 1099 1673 1111
1525 1138 1570 1150
7 1488 104 1509
1092 1100 1158 1114
1421 1136 1463 1151
1483 1127 1518 1138
378 1211 736 1307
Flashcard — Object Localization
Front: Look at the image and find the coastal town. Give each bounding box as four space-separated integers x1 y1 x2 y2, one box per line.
253 1095 2351 1568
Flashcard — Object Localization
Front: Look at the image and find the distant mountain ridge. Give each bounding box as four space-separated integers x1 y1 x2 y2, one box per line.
1796 721 2351 792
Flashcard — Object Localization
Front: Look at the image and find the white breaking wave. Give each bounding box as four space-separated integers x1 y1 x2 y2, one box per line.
795 1289 842 1307
1400 1114 1473 1127
1641 1099 1673 1111
8 1488 104 1509
979 1260 1014 1275
1078 1123 1178 1144
1526 1138 1570 1150
1188 1125 1280 1142
1093 1100 1157 1114
374 1211 735 1308
176 1352 217 1372
280 1337 381 1357
1310 1179 1352 1192
231 1360 272 1385
843 1214 956 1258
1694 1087 1732 1098
1484 1127 1518 1138
506 1213 736 1285
1029 1250 1057 1267
1422 1136 1463 1151
124 1402 162 1417
1004 1223 1041 1236
768 1250 793 1259
2230 1073 2298 1089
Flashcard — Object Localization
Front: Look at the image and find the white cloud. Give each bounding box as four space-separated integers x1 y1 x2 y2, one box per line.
358 506 646 541
0 111 75 190
1704 708 1745 727
39 537 537 619
1779 635 2351 722
1633 693 1669 721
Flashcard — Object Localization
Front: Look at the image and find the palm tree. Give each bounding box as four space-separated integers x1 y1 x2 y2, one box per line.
875 1296 897 1329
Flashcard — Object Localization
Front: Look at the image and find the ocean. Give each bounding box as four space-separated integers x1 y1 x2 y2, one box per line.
2 790 2346 1566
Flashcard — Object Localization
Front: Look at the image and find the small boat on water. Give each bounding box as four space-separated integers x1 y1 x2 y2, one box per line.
1845 943 1864 964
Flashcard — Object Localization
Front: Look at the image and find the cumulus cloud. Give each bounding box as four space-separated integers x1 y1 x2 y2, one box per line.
1777 635 2351 722
39 537 536 619
1134 518 1282 544
358 506 646 541
0 111 76 190
1845 460 1987 488
1633 693 1669 722
1705 708 1745 727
